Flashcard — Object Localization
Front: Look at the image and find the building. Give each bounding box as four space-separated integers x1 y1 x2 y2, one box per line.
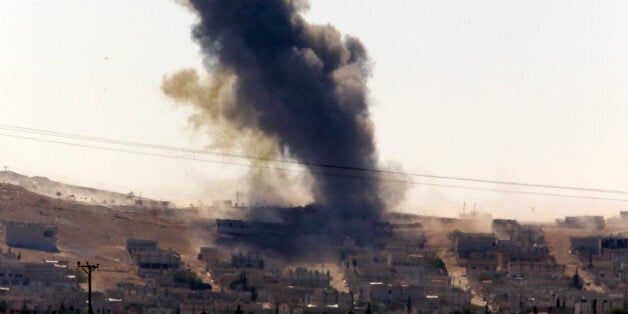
454 233 496 258
3 221 57 252
557 216 605 230
126 238 182 278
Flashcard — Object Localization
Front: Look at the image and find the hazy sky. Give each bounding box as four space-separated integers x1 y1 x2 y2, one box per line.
1 1 626 220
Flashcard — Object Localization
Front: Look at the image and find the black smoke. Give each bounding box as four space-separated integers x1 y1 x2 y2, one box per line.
184 0 384 251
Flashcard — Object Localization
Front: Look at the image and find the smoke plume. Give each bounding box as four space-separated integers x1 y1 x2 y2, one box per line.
165 0 386 250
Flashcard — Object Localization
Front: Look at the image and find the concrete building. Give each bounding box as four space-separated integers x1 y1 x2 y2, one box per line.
216 219 254 235
285 268 331 288
230 251 264 269
493 219 545 247
557 216 605 230
3 221 57 252
126 238 182 278
571 236 603 257
126 238 158 255
455 233 496 258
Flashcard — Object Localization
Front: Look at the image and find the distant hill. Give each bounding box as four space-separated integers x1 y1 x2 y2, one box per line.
0 170 161 206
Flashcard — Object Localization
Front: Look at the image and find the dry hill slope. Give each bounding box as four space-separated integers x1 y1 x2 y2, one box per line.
0 183 206 290
0 170 161 206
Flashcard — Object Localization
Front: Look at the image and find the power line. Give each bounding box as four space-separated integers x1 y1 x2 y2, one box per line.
77 261 98 314
0 132 626 203
1 123 626 195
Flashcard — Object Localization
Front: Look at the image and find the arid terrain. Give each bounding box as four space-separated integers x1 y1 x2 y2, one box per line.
0 181 210 291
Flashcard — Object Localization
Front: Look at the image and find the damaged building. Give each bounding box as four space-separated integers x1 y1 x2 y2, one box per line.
215 212 397 253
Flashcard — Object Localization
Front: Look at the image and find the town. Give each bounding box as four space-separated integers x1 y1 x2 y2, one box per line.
1 172 628 313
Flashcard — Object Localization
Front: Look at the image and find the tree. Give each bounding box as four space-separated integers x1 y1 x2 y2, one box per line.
56 191 62 199
431 257 446 270
572 269 583 290
239 271 248 290
448 229 463 242
478 272 494 281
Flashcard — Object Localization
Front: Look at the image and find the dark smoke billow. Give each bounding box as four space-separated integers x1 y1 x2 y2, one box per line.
173 0 386 253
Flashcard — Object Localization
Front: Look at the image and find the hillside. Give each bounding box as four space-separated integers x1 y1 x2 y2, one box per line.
0 170 161 206
0 183 209 291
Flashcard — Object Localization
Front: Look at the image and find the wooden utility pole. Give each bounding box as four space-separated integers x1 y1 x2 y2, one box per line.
77 261 99 314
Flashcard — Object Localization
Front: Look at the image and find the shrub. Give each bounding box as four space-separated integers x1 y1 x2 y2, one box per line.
477 272 494 281
431 257 446 270
571 271 583 290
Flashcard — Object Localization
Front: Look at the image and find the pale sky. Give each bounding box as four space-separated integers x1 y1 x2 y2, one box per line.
1 1 626 221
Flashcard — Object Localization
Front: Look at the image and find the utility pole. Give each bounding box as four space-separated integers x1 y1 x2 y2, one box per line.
77 261 99 314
